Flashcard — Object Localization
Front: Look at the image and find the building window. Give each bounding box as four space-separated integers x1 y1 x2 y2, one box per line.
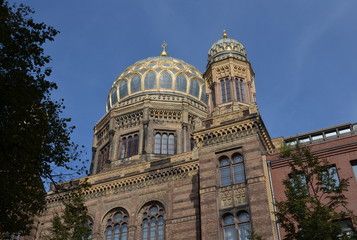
222 211 251 240
160 71 172 89
351 160 357 181
289 172 308 195
338 218 356 237
131 74 142 93
145 71 157 89
104 209 129 240
320 165 340 191
219 153 245 187
154 132 175 155
98 144 109 172
211 86 216 108
111 88 118 105
119 80 128 99
176 73 187 92
234 78 246 103
221 78 231 103
201 85 207 104
141 203 165 240
84 218 93 239
190 78 200 98
119 133 139 159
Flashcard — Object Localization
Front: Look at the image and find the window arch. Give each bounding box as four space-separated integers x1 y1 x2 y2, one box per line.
160 71 172 89
219 153 245 186
145 71 157 89
104 209 129 240
131 74 142 93
176 73 187 92
222 211 251 240
141 203 165 240
154 132 175 155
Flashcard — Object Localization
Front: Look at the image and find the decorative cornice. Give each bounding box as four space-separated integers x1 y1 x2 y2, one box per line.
193 115 274 151
46 161 199 205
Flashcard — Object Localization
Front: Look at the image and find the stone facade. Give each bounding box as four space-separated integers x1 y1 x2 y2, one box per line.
28 32 357 240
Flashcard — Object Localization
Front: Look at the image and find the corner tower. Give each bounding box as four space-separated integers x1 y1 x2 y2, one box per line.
204 30 257 115
195 31 277 240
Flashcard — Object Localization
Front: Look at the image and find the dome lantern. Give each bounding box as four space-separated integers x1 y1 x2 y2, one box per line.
160 41 168 56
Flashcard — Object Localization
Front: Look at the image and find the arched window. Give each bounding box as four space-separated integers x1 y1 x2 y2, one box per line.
176 74 187 92
219 156 231 187
168 135 175 155
223 214 237 240
145 72 157 89
98 144 109 173
237 212 251 240
222 212 251 240
189 79 200 98
234 78 246 103
219 153 245 186
111 88 118 106
232 154 245 184
119 80 128 99
104 209 129 240
200 85 207 104
141 203 165 240
221 78 231 103
160 71 172 89
84 217 94 240
119 133 139 159
153 132 175 155
131 74 141 93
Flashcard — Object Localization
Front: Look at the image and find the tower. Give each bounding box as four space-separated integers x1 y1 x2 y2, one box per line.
194 31 277 239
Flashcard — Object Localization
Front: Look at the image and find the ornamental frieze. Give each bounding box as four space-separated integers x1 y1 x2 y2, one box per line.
115 110 143 129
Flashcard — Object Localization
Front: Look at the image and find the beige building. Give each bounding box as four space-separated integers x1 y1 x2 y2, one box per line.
34 31 285 240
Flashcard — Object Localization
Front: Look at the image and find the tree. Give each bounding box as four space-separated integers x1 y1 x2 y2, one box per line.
0 0 84 235
248 231 265 240
275 144 356 240
47 183 92 240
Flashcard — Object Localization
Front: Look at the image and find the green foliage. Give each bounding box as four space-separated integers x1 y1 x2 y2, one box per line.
47 189 91 240
276 144 356 240
248 231 265 240
0 0 85 235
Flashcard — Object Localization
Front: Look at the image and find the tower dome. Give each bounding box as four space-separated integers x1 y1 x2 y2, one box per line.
106 55 207 112
207 30 247 65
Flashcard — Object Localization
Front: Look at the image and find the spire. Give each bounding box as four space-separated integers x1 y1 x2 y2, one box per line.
222 30 228 39
160 41 168 56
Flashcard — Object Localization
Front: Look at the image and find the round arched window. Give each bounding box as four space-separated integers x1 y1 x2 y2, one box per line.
104 209 129 240
141 203 165 240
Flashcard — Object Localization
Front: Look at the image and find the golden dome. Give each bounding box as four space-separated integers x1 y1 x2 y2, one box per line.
106 56 207 112
208 31 247 65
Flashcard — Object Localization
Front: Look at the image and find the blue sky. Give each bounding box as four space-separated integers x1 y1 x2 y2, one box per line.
11 0 357 172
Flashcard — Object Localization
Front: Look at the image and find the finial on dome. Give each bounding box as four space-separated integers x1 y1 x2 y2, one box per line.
160 41 168 56
222 30 228 39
